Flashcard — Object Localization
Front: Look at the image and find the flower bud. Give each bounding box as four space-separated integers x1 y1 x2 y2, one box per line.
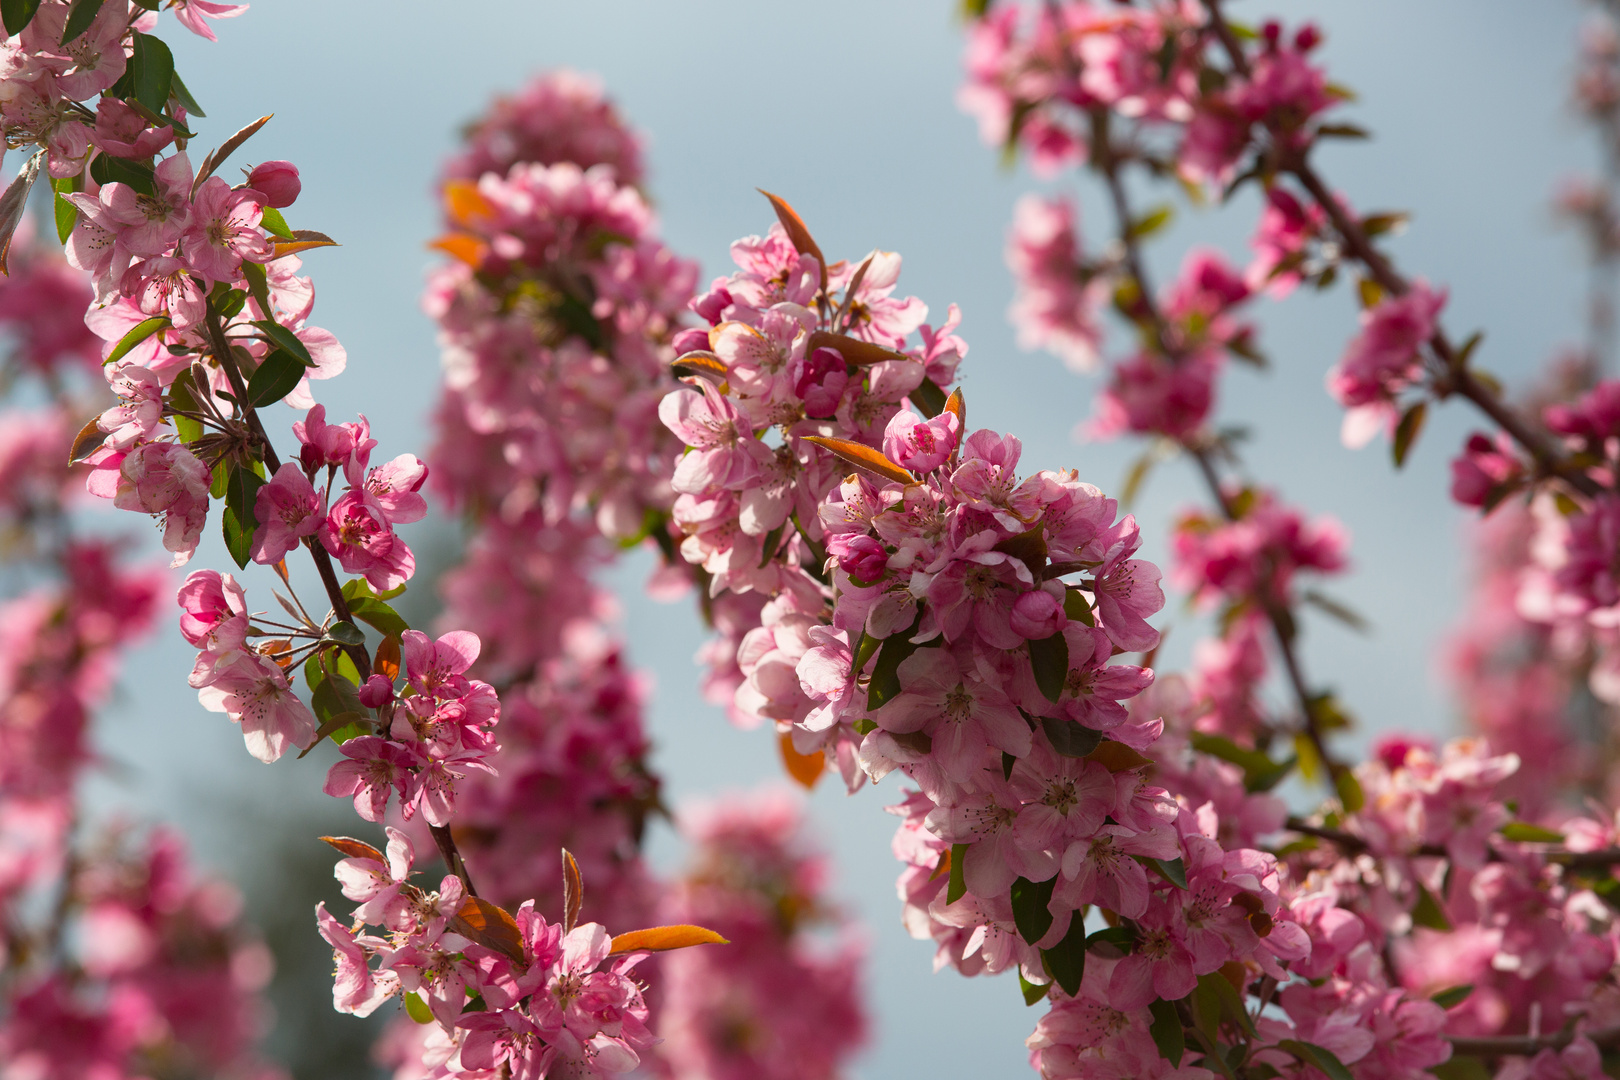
247 160 301 208
358 673 395 709
838 535 889 584
671 327 710 356
1010 586 1066 640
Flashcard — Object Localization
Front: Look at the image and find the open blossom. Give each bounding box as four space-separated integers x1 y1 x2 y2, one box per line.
1006 194 1105 372
1327 282 1447 447
106 441 211 566
195 649 317 763
180 176 274 283
252 461 324 564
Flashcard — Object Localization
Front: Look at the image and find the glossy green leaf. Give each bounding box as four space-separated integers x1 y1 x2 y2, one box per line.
404 992 434 1025
1430 984 1474 1010
1278 1041 1354 1080
851 629 881 676
221 502 252 568
89 152 157 197
169 68 204 116
342 576 407 603
1198 971 1256 1039
60 0 104 43
910 376 948 419
1018 969 1048 1006
104 316 170 366
1040 715 1103 758
946 843 968 905
1028 631 1069 704
1150 857 1188 890
1010 875 1057 944
1148 998 1185 1067
253 318 315 367
867 632 922 710
326 621 367 647
0 0 41 34
347 596 409 641
1083 925 1134 955
1062 588 1094 625
1411 883 1452 931
246 349 305 407
259 205 296 240
128 31 174 115
1500 822 1565 844
51 174 80 243
1039 914 1087 997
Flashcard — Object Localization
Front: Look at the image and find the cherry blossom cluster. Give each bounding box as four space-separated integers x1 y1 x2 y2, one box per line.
659 204 965 781
654 789 867 1080
317 829 707 1080
426 126 695 543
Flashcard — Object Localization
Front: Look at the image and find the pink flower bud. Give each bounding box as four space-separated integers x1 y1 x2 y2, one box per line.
796 347 849 420
839 535 889 583
247 160 301 208
1010 587 1066 639
671 327 710 355
359 674 395 709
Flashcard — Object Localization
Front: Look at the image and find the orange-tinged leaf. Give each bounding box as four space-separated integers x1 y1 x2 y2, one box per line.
805 330 913 367
191 114 272 198
374 635 400 682
443 179 495 227
1087 740 1155 773
608 924 729 955
562 849 583 934
945 387 966 432
670 351 731 385
929 848 951 881
272 230 339 259
429 233 487 268
321 836 384 863
802 435 915 486
758 189 827 292
779 732 825 790
68 415 107 464
448 895 526 965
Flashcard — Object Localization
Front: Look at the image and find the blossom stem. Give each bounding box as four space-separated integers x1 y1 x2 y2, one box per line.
1283 815 1620 869
202 298 479 897
1447 1025 1620 1056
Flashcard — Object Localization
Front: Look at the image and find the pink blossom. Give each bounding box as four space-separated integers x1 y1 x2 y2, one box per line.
180 177 273 283
195 650 317 762
111 442 211 566
251 462 323 564
1327 282 1446 448
883 407 960 474
175 569 248 652
315 902 396 1016
323 737 420 823
319 489 415 593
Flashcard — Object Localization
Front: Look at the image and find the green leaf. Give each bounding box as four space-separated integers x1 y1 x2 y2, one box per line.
910 377 948 419
1499 821 1565 844
1039 913 1087 997
1190 976 1221 1048
1302 589 1370 633
59 0 104 44
0 0 40 34
212 287 247 320
1010 875 1057 944
1430 984 1474 1010
1188 732 1295 792
1018 969 1049 1007
246 349 306 408
222 502 252 568
404 991 434 1025
1356 277 1385 310
867 632 922 710
1429 1056 1492 1080
1148 998 1185 1067
852 629 882 677
1393 401 1426 468
1198 971 1255 1039
1083 925 1134 956
241 260 273 319
169 68 204 116
89 152 157 197
327 621 367 647
1120 449 1156 509
946 843 968 905
253 319 315 367
128 31 174 115
1040 715 1103 758
168 367 203 443
221 464 265 569
1028 632 1069 704
852 718 877 736
342 576 407 603
1150 857 1188 890
104 316 170 365
1411 882 1452 931
1002 750 1016 781
51 174 80 243
1062 588 1094 625
259 205 296 241
347 596 409 641
1278 1041 1355 1080
1128 203 1174 240
1334 766 1366 814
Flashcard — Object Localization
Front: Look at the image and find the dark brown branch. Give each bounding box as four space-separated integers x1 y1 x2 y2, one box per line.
1449 1024 1620 1057
203 298 477 896
1284 815 1620 871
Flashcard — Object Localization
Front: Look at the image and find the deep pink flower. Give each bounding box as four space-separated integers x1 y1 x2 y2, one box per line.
323 736 420 823
247 159 301 207
319 489 415 593
252 462 323 564
176 569 249 652
883 407 960 474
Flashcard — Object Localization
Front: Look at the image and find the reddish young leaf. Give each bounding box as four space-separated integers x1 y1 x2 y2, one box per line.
374 634 401 682
271 230 338 259
191 114 272 198
608 924 729 955
778 731 825 790
944 386 966 433
758 189 827 292
429 233 486 268
670 351 731 386
805 330 912 367
320 835 384 863
561 849 583 934
802 436 915 486
1087 740 1155 773
448 895 526 965
68 415 107 464
442 179 495 227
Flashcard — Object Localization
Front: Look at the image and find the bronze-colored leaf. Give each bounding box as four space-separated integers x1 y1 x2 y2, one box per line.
561 849 583 934
374 634 400 682
837 253 875 328
608 924 730 955
271 230 338 259
805 330 912 367
1087 740 1154 772
448 894 526 965
802 435 915 486
442 179 495 227
778 731 825 790
758 189 827 292
944 387 965 433
670 351 731 385
68 415 108 464
191 114 273 198
0 150 46 276
429 233 486 268
320 835 384 863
